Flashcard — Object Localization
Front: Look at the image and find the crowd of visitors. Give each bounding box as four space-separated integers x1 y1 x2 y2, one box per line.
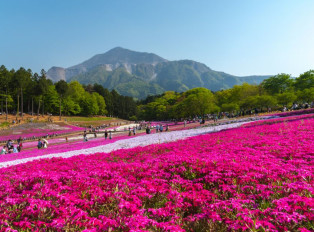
0 136 50 154
0 138 23 154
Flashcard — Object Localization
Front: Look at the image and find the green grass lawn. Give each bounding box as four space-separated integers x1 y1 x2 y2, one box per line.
64 116 113 122
0 122 10 128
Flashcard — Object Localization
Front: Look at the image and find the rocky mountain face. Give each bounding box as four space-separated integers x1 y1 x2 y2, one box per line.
47 47 271 99
47 47 167 82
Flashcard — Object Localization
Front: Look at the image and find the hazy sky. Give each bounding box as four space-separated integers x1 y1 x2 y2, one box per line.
1 0 314 76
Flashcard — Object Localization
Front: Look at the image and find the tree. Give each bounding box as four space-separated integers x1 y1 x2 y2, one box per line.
296 88 314 103
93 92 107 115
294 70 314 90
13 67 32 120
35 70 50 118
181 88 216 117
276 92 297 107
62 98 81 115
256 95 277 112
67 81 85 102
44 85 59 114
0 65 11 118
240 96 258 112
221 103 239 113
103 89 113 116
188 88 215 116
261 73 293 94
80 92 98 116
55 80 69 120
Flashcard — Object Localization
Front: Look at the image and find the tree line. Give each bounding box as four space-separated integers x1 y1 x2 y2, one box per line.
0 65 137 120
0 65 313 121
137 71 314 120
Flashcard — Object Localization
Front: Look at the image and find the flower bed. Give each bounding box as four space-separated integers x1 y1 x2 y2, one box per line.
0 117 313 231
242 113 314 128
268 108 314 117
0 125 84 142
0 115 285 166
0 122 245 165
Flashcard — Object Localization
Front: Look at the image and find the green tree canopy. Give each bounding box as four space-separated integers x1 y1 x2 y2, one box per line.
262 73 293 94
276 92 297 107
294 70 314 90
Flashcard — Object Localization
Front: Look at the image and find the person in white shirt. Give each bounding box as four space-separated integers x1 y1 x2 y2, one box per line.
0 146 7 155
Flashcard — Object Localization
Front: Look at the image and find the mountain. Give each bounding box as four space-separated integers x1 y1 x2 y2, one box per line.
47 47 167 82
47 47 271 99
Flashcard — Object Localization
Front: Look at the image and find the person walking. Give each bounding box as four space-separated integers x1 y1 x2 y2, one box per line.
104 130 108 140
133 127 136 135
37 139 42 149
83 132 88 142
109 131 112 139
42 139 48 148
17 140 23 152
17 136 22 145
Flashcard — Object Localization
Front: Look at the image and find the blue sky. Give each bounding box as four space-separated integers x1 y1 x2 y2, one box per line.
0 0 313 76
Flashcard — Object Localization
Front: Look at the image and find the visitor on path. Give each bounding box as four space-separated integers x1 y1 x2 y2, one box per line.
17 137 22 145
159 125 163 132
17 141 23 152
128 129 132 136
166 124 169 131
7 140 13 150
83 132 88 142
184 120 187 127
104 130 108 140
109 131 112 139
133 127 136 135
0 146 6 155
213 115 218 122
42 139 48 148
13 146 18 153
156 125 159 133
37 139 43 149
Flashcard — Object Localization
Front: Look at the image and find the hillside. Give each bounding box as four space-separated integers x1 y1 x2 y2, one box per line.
47 47 271 99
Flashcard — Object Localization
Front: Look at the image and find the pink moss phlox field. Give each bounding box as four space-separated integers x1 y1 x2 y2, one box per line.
0 125 84 142
0 121 204 163
269 108 314 117
0 134 132 163
0 118 313 231
243 114 314 128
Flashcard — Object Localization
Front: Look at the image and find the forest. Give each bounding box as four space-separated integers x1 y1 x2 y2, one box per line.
0 65 313 121
137 71 314 120
0 65 136 119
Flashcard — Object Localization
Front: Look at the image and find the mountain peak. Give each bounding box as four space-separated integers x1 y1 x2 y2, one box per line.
70 47 167 70
47 47 168 82
108 46 129 52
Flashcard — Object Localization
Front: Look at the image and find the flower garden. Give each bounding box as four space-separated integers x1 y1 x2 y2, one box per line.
0 115 313 231
0 125 84 142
